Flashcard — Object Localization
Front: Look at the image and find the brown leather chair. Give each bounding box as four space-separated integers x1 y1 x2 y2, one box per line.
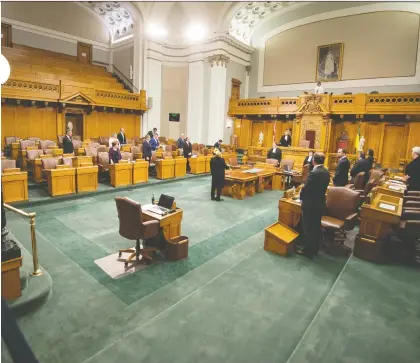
203 148 209 156
57 135 64 147
4 136 18 146
280 159 294 171
97 145 107 153
165 145 173 152
89 142 101 148
72 140 83 150
292 164 310 186
73 135 82 141
121 152 133 161
228 157 241 169
346 172 365 190
1 159 16 171
100 136 110 146
266 158 279 166
369 169 383 182
20 140 36 150
115 197 160 266
321 187 360 245
27 137 41 142
131 145 142 160
39 140 57 153
89 137 100 144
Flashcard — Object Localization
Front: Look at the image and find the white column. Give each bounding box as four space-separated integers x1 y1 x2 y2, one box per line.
108 47 114 73
144 57 162 134
186 61 205 143
207 54 229 145
244 65 251 98
133 24 144 92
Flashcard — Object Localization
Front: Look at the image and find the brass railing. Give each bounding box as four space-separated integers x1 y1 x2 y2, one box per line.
3 203 43 277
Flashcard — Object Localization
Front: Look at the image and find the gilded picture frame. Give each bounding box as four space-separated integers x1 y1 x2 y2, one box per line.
316 43 344 82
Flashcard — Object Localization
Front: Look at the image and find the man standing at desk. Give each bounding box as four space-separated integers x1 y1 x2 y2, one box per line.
267 142 282 166
404 146 420 191
214 139 223 151
63 129 74 154
150 133 160 151
117 128 126 145
333 148 350 186
143 134 152 162
210 149 229 202
298 152 330 258
183 136 192 173
350 152 370 184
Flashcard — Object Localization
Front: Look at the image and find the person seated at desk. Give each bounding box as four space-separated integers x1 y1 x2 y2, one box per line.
109 141 122 164
267 142 282 166
303 150 314 172
109 133 120 149
350 152 370 184
210 149 229 202
143 135 152 162
333 148 350 186
279 130 292 147
214 139 222 152
298 152 330 259
404 146 420 191
150 133 160 151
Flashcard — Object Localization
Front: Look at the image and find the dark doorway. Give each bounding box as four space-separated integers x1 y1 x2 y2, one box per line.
305 130 316 149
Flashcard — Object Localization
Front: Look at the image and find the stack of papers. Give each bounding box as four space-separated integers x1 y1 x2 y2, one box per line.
379 203 396 211
243 168 263 173
143 204 166 215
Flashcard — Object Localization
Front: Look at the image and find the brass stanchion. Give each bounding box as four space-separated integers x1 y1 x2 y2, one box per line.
29 213 42 276
4 203 43 277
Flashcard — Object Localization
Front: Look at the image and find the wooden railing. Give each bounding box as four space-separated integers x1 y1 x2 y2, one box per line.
229 93 420 116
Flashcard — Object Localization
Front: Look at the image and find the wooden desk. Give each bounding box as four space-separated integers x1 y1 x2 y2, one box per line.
45 167 76 197
174 157 187 178
2 170 28 203
376 183 406 198
189 156 206 174
359 193 403 240
76 165 98 193
156 159 175 180
142 208 183 241
109 162 132 187
133 160 148 184
278 197 302 229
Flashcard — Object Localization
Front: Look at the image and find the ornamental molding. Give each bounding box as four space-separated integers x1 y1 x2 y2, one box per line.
207 54 230 68
3 79 59 92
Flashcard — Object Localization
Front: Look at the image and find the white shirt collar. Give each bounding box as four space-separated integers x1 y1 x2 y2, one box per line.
313 164 323 169
340 156 347 161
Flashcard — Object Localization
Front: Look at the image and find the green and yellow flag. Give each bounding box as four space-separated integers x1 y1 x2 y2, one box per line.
354 123 360 153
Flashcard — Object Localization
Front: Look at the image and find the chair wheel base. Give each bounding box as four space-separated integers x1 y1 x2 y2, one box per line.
119 252 122 258
124 261 128 267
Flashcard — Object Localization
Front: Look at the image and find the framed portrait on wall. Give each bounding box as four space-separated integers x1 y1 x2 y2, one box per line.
316 43 344 82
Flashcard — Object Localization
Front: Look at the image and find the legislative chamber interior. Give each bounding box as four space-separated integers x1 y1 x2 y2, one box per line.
1 2 420 363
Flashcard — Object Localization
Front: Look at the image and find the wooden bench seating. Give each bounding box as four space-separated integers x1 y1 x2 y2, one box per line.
1 159 28 203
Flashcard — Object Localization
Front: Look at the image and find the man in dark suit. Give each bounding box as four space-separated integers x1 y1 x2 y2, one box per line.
350 152 370 185
143 134 152 162
210 149 229 201
267 142 282 166
214 139 222 151
177 133 185 149
404 146 420 191
147 127 157 139
279 130 292 147
183 136 192 173
303 150 314 172
299 152 330 258
117 128 127 145
62 129 74 154
150 133 160 151
333 148 350 186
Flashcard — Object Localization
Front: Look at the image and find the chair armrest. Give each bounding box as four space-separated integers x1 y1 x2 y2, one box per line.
403 196 420 202
344 213 358 230
404 201 420 209
142 220 160 239
405 191 420 196
401 209 420 220
345 184 355 189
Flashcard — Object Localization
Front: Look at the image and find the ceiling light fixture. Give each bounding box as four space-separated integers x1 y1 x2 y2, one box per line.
186 24 206 42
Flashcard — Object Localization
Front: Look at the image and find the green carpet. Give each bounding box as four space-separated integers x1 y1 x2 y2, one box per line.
2 176 419 363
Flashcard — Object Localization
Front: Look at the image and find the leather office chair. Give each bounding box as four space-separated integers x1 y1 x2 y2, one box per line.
280 159 294 170
131 145 142 160
228 157 241 169
20 140 36 150
89 142 100 148
97 152 110 181
266 158 279 166
149 151 157 176
57 135 64 147
346 172 365 190
203 148 209 156
39 140 57 153
369 169 383 182
115 197 160 266
27 137 41 142
121 152 133 161
100 136 109 146
1 159 16 172
4 137 19 157
72 140 83 150
97 145 107 153
292 164 310 186
321 187 360 245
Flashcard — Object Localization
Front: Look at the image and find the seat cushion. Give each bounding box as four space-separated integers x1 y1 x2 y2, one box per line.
321 216 344 230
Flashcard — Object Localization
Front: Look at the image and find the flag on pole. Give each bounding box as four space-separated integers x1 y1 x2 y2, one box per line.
354 123 360 153
273 122 276 143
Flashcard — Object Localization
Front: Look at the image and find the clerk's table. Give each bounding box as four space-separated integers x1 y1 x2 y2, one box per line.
141 205 183 242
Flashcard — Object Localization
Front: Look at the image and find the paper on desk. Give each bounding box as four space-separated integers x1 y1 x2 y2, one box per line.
388 185 402 191
379 203 396 211
243 168 263 173
142 204 165 215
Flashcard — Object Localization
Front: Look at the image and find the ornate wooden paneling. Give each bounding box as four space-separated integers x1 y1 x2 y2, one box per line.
229 93 420 116
2 78 60 101
380 125 406 169
406 122 420 159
